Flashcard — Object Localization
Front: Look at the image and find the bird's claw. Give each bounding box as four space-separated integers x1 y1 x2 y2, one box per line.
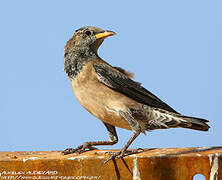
62 148 77 155
103 151 123 164
62 144 98 155
124 148 145 155
103 148 145 164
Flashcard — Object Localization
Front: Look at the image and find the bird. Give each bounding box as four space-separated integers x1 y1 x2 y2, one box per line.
63 26 210 163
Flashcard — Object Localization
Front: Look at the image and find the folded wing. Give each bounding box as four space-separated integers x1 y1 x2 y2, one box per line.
94 63 178 113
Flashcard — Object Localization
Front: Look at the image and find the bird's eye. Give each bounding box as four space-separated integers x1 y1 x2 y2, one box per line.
85 30 92 36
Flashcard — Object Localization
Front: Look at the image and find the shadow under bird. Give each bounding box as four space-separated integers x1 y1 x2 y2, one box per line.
63 26 210 163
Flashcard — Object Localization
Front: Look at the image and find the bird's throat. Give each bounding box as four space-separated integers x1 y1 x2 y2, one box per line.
64 47 97 78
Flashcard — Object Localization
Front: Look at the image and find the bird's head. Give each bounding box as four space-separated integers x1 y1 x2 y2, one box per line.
65 26 116 54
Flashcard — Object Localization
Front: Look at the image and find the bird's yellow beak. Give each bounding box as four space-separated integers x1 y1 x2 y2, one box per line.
95 31 116 39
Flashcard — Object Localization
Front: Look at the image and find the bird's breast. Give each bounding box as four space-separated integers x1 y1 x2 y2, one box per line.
69 61 139 130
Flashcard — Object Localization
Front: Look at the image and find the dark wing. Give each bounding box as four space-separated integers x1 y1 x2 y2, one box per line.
113 66 135 79
94 63 178 113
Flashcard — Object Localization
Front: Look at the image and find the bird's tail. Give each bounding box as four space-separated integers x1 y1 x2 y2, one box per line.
174 114 210 131
145 109 210 131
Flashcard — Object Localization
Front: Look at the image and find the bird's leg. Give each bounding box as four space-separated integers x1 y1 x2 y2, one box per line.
62 123 118 155
104 132 140 164
104 110 141 164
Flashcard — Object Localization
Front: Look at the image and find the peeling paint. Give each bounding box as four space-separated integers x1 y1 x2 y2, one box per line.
129 154 137 157
67 157 77 160
23 159 28 162
156 154 167 157
133 158 141 180
197 147 209 150
210 154 219 180
0 148 221 179
209 154 213 165
23 157 38 162
67 155 88 160
96 156 105 159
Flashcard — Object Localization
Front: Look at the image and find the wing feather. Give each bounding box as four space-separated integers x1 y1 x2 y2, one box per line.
94 63 178 113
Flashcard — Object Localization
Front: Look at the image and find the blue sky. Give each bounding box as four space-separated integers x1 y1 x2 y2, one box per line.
1 0 221 152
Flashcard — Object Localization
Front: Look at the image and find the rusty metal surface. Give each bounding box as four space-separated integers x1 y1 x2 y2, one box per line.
0 147 221 180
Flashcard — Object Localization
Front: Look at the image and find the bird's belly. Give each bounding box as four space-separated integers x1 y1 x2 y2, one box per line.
70 78 133 130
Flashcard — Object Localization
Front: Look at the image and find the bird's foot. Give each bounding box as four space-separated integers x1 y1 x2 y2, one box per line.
124 148 145 155
103 151 122 164
62 143 98 155
103 148 144 164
